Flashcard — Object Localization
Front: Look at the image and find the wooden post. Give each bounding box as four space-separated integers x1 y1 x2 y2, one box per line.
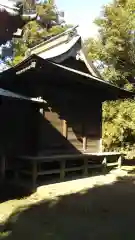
83 156 88 176
32 160 37 191
14 170 19 181
102 157 107 174
118 155 122 169
99 138 102 152
82 123 87 152
0 155 6 182
83 137 87 152
60 159 66 181
63 120 67 138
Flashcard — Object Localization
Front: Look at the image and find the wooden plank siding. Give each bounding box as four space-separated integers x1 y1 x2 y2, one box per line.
37 99 102 154
67 124 83 150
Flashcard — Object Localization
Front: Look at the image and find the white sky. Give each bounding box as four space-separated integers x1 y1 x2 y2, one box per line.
56 0 111 39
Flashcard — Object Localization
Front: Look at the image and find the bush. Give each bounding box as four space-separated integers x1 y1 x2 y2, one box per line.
102 99 135 159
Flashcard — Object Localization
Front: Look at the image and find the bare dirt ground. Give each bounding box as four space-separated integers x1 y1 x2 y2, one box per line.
0 167 135 240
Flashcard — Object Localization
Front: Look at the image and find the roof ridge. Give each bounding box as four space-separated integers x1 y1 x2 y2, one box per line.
25 25 79 56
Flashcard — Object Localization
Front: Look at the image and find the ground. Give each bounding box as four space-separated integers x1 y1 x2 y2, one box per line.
0 166 135 239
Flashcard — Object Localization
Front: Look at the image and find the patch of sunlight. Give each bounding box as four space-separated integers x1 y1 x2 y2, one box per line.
0 231 12 238
79 189 88 195
49 199 59 208
122 166 135 172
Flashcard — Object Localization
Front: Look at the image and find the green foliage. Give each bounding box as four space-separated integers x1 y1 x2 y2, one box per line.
48 25 70 35
12 1 68 65
86 0 135 157
36 1 56 24
12 55 24 66
103 100 135 158
22 21 48 48
86 0 135 87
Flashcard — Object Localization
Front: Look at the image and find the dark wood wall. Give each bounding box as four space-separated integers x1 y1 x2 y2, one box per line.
0 98 38 156
0 65 103 157
0 94 102 157
37 82 102 155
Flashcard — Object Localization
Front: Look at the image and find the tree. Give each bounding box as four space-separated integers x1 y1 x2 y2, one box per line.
6 1 68 65
103 100 135 157
86 0 135 87
86 0 135 157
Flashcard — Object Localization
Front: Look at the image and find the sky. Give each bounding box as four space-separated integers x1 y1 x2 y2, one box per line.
55 0 111 39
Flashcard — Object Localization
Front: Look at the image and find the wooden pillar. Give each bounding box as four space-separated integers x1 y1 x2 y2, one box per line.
102 157 107 174
82 123 87 152
118 155 122 169
83 137 87 152
99 138 102 152
83 156 88 176
0 155 6 182
14 170 19 181
32 160 37 191
60 159 66 181
63 120 67 138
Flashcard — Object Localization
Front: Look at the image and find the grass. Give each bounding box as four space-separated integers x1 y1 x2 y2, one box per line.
0 167 135 239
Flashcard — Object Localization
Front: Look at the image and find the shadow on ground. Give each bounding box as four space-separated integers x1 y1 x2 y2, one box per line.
123 159 135 166
0 183 32 203
0 167 111 203
1 174 135 239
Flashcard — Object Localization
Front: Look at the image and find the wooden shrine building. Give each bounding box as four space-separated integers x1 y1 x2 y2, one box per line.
0 54 133 157
0 27 134 186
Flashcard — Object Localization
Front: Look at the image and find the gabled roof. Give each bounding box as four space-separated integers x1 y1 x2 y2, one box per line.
25 25 102 78
0 54 134 101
